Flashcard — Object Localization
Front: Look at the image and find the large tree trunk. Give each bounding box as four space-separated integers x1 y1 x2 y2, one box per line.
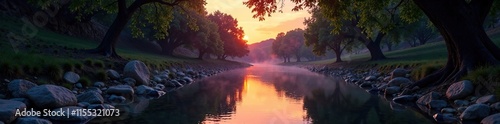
198 50 206 60
296 54 301 62
410 0 500 89
334 50 343 63
365 40 386 61
89 0 145 58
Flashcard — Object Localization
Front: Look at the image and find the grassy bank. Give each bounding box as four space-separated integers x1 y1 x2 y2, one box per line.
287 31 500 82
0 14 249 86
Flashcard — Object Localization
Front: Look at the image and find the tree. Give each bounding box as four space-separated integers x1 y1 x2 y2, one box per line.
157 9 196 56
271 29 306 63
192 18 224 59
33 0 206 58
304 8 355 63
272 32 289 62
208 11 249 60
244 0 500 89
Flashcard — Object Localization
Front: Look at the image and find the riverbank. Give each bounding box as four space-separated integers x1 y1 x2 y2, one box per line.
0 59 251 124
288 63 500 124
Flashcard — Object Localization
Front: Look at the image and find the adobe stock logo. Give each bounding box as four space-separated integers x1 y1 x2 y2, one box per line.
6 0 69 53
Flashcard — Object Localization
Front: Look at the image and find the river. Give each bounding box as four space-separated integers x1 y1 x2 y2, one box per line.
120 64 431 124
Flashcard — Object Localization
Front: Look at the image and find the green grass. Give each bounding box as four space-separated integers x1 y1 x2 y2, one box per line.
0 13 248 84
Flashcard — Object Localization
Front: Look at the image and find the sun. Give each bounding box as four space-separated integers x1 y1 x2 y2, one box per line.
243 35 249 41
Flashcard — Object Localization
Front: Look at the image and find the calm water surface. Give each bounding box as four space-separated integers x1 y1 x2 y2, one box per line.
125 64 431 124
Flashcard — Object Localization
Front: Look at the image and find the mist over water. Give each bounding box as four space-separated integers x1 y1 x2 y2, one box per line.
125 64 431 124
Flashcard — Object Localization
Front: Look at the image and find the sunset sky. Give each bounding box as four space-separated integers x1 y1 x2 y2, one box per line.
205 0 311 44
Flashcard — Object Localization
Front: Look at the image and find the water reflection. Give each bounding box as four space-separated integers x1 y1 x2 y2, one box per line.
125 64 431 124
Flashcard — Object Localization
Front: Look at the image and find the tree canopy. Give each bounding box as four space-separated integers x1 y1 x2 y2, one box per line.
272 29 306 62
208 11 249 59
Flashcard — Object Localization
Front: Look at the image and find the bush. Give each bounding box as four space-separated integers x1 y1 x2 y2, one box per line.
94 69 107 81
78 76 92 87
46 64 63 81
411 62 444 81
93 60 105 68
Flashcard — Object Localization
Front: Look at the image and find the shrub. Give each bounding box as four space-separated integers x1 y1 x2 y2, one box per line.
46 64 63 81
78 76 92 87
411 63 444 81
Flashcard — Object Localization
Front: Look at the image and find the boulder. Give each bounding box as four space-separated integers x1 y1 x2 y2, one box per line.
106 69 121 80
183 77 193 83
108 95 126 104
481 113 500 124
93 82 105 88
26 85 77 109
384 86 401 95
136 85 155 95
63 72 80 84
10 98 30 107
446 80 474 100
364 76 377 81
49 106 93 122
476 95 497 104
106 85 134 98
429 100 447 110
87 104 114 109
393 95 417 104
491 102 500 111
460 104 490 120
433 113 457 124
15 117 52 124
391 68 408 79
147 90 166 98
86 87 102 94
441 108 457 113
122 78 136 86
416 92 442 112
387 77 412 87
8 79 38 98
77 91 104 104
155 84 165 90
454 100 470 106
123 60 150 86
0 99 26 123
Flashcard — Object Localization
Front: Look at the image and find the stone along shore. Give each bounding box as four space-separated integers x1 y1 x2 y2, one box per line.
0 60 250 124
307 66 500 124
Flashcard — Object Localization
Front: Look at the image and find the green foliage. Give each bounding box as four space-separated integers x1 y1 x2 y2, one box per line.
95 69 108 81
272 29 305 58
93 60 105 68
30 0 206 40
410 62 444 80
208 11 249 58
463 66 500 84
46 64 63 81
79 76 92 87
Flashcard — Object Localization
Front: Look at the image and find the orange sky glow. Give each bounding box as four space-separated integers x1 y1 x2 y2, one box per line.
206 0 311 44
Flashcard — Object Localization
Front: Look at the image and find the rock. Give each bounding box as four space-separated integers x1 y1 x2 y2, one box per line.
458 106 467 113
460 104 490 120
391 68 408 79
147 90 166 98
152 76 162 83
183 77 193 83
176 72 186 77
491 102 500 111
87 104 114 109
476 95 497 104
107 85 134 95
136 85 155 95
77 91 104 104
155 84 165 90
93 82 105 88
416 92 442 112
8 79 38 98
446 80 474 100
10 98 30 107
364 76 377 81
122 78 136 86
454 100 470 106
384 86 401 95
441 108 457 113
0 99 26 123
429 100 447 110
123 60 150 86
49 106 93 122
393 95 417 104
106 69 121 79
63 72 80 84
108 95 126 104
78 102 90 108
359 82 373 88
26 85 77 109
481 113 500 124
387 77 412 87
383 76 392 82
16 117 52 124
86 87 102 94
75 83 83 89
433 113 458 124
